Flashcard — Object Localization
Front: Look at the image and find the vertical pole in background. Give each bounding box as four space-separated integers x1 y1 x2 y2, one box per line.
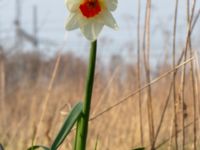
14 0 22 49
33 5 38 48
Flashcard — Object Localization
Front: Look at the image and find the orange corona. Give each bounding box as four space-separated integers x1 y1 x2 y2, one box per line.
79 0 101 18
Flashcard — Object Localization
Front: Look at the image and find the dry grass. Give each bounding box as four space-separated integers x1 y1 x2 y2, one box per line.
0 50 199 150
0 1 200 150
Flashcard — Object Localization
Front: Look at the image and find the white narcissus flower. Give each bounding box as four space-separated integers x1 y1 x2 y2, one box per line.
65 0 118 41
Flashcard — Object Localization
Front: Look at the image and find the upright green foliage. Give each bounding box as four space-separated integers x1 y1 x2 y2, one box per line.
28 41 97 150
75 40 97 150
51 102 83 150
27 102 83 150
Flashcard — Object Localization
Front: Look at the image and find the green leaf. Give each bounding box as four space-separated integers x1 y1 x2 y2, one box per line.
27 145 50 150
73 118 81 150
131 147 145 150
51 102 83 150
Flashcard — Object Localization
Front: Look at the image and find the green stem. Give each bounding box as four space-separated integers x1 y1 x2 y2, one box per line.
75 40 97 150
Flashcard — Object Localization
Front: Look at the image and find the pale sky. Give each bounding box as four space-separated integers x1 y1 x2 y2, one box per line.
0 0 199 61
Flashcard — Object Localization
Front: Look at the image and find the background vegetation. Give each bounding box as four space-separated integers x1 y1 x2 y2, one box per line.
0 0 200 150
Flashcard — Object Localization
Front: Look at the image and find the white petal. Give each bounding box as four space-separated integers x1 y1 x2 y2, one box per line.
65 0 81 12
80 21 104 41
101 11 118 29
78 14 89 27
65 13 79 30
104 0 118 11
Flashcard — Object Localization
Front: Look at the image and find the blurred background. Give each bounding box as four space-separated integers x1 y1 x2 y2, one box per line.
0 0 200 149
0 0 199 59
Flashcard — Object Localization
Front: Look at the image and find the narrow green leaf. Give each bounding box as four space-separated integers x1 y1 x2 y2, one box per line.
51 102 83 150
131 147 145 150
73 118 81 150
27 145 50 150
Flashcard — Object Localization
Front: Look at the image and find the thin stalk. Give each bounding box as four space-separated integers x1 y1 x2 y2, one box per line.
172 0 179 149
156 118 199 149
180 0 197 149
189 39 197 150
0 50 5 128
187 0 197 149
177 0 196 149
168 114 175 150
177 1 197 148
90 57 194 121
191 8 200 32
179 1 193 149
74 118 81 150
180 2 191 149
137 0 143 145
180 45 187 150
194 51 200 146
142 0 155 148
153 45 189 148
89 0 200 125
75 40 97 150
33 53 61 145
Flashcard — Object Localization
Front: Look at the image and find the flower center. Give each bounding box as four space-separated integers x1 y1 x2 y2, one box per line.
79 0 101 18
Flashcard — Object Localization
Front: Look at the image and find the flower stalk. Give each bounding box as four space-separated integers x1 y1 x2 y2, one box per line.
75 40 97 150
